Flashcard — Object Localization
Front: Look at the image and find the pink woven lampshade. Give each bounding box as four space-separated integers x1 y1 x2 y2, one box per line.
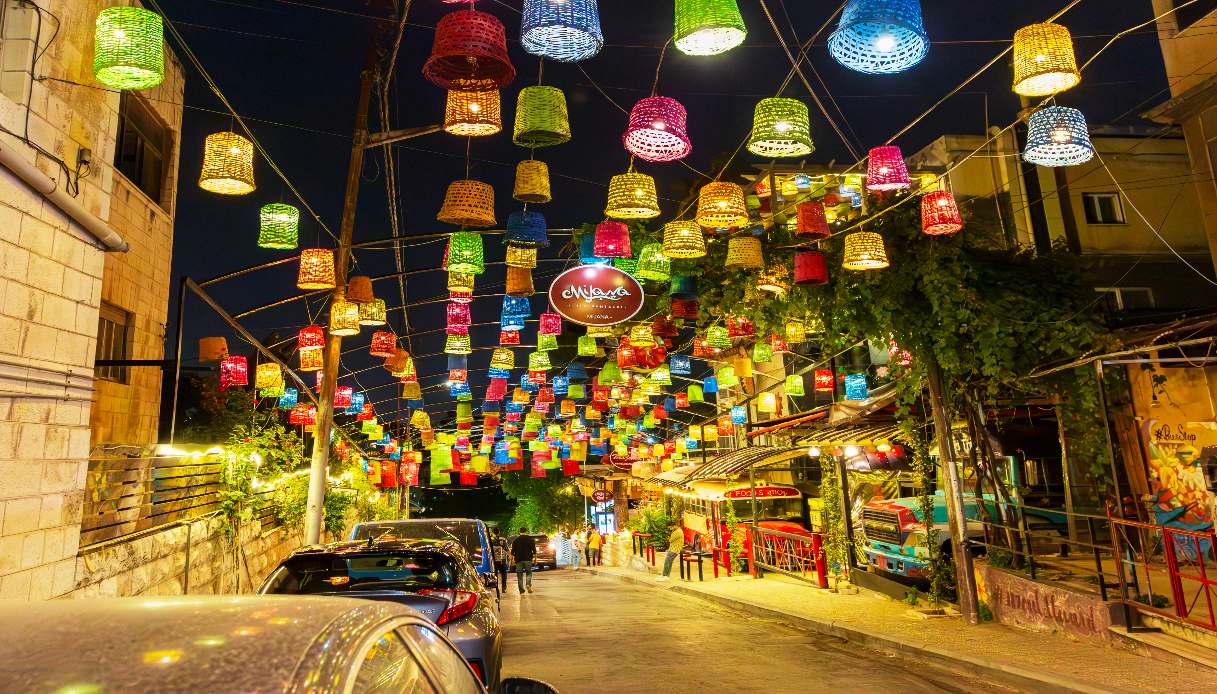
866 146 911 191
796 201 830 238
539 311 562 335
623 96 692 163
921 190 964 236
794 250 829 285
423 9 516 90
593 221 631 258
446 301 472 328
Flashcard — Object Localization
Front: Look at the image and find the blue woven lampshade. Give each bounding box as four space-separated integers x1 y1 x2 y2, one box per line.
521 0 604 63
828 0 929 75
669 275 697 299
1024 106 1095 167
579 233 610 265
567 361 589 380
505 210 550 248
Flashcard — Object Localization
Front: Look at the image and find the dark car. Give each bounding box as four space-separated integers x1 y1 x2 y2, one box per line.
529 534 558 570
260 538 503 690
352 518 495 578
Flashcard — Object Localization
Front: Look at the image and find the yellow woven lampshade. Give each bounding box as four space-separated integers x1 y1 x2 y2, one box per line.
329 298 361 336
628 324 656 347
513 160 552 204
401 381 422 400
696 182 748 228
437 180 496 227
725 236 764 269
513 86 571 147
299 347 324 372
198 337 228 362
346 275 374 303
505 244 538 268
842 231 890 270
297 248 336 290
444 88 502 136
255 362 282 390
445 333 473 355
448 272 475 294
358 298 387 326
662 221 706 258
506 266 534 297
1012 23 1080 97
755 264 789 295
605 172 660 219
198 131 255 195
587 325 613 338
490 347 515 370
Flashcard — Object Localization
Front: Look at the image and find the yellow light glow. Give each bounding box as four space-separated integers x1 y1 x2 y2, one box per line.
142 649 183 666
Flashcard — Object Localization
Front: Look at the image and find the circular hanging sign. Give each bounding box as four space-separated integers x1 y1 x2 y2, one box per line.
548 265 645 327
605 451 636 472
591 489 614 503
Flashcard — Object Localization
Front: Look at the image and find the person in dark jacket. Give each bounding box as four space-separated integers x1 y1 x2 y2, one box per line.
510 527 537 594
491 528 509 593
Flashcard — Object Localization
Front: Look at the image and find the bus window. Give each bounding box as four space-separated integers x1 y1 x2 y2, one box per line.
731 496 803 523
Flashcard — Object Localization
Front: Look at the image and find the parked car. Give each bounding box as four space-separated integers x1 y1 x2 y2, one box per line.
528 534 558 570
352 518 494 577
0 595 555 694
260 538 503 690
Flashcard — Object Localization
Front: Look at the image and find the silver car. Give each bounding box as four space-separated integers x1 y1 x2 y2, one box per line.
0 595 555 693
260 539 503 690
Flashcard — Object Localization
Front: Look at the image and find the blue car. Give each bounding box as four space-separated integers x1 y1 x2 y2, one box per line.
351 518 495 578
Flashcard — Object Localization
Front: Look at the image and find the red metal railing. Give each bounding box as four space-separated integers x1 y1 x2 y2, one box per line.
1108 513 1217 633
750 526 828 588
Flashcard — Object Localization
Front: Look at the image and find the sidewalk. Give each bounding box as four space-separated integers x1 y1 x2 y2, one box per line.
583 561 1214 694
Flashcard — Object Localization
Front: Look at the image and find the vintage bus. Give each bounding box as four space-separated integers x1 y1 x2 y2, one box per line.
677 480 813 569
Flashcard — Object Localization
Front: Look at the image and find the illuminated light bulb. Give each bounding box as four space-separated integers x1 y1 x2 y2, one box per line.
878 166 890 175
877 442 891 452
716 201 728 208
844 445 860 456
874 33 897 52
115 29 127 40
938 197 951 207
469 102 481 113
774 121 791 133
1051 127 1072 144
1034 53 1046 63
652 120 667 130
635 188 644 196
229 146 241 155
808 446 821 457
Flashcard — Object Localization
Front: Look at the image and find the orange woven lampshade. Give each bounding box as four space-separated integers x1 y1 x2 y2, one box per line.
506 266 535 297
437 180 496 227
695 182 748 228
514 159 551 204
297 249 336 290
299 348 324 372
725 236 764 269
444 88 502 136
198 337 228 362
506 244 538 268
346 275 374 303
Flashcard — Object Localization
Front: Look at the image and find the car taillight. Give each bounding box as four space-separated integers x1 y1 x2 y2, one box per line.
418 589 479 625
468 659 484 684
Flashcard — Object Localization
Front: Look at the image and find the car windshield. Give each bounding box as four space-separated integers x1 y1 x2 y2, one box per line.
263 552 460 594
353 521 482 561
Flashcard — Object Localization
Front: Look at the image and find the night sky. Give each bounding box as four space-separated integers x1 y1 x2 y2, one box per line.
159 0 1168 427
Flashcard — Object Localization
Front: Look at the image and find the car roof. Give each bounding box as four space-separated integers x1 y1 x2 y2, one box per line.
297 538 467 556
0 595 421 693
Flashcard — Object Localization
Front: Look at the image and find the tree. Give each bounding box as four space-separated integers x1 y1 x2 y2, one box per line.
500 472 584 533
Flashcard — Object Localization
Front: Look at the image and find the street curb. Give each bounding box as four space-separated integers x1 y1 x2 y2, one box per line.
584 567 1111 694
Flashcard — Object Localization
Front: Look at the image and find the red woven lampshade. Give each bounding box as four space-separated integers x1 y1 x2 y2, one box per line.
297 326 324 351
796 201 830 238
369 331 396 358
794 250 829 285
866 146 911 191
539 311 562 335
219 356 248 389
623 96 692 163
423 10 516 90
921 190 964 236
500 329 521 345
593 221 631 258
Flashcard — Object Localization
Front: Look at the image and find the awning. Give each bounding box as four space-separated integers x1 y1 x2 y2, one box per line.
642 465 698 488
797 423 902 448
682 446 806 482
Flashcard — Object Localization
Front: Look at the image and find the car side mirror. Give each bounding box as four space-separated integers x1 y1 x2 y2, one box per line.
501 677 559 694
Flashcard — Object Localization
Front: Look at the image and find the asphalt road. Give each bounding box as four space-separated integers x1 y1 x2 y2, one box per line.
498 569 1015 694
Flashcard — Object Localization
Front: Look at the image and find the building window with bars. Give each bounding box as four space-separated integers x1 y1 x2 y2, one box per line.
1082 192 1126 225
96 302 132 384
1173 0 1217 32
1095 287 1155 313
114 92 170 205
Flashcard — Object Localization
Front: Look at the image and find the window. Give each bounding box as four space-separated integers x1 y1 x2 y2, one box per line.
399 625 482 694
261 551 460 594
1082 193 1125 225
1173 0 1217 32
1095 287 1156 312
114 92 169 204
95 302 131 383
351 630 433 694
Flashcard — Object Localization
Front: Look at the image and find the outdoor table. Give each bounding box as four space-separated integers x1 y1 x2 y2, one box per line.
679 551 709 581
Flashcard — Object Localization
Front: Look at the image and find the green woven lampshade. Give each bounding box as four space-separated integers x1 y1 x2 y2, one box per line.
613 256 639 276
537 334 559 352
717 365 740 388
674 0 747 56
445 333 473 355
635 243 671 282
785 374 805 396
514 86 572 148
705 326 732 349
446 232 485 275
257 203 299 249
605 172 660 219
93 7 164 90
751 341 772 363
529 350 552 371
577 335 597 357
747 98 814 158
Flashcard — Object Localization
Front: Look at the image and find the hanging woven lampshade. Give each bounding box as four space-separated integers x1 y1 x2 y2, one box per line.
445 333 473 355
662 221 706 259
423 9 515 90
297 249 336 290
297 326 325 352
257 203 299 249
277 388 298 410
199 131 255 195
513 160 552 204
669 275 697 300
605 172 660 219
794 250 829 285
254 362 282 390
448 272 475 294
587 324 613 339
747 98 814 158
695 182 748 228
385 348 410 377
521 0 604 62
93 6 164 90
514 86 571 147
921 190 964 236
593 221 631 258
755 265 789 295
506 266 535 297
786 319 806 343
447 302 472 330
370 331 396 358
705 326 732 349
446 232 486 274
796 201 830 238
752 341 773 364
219 356 248 389
635 244 671 282
828 0 929 75
333 386 353 409
725 236 764 269
842 231 890 270
329 299 361 337
438 180 496 227
785 374 806 397
670 298 699 320
628 324 656 348
529 351 553 371
577 335 597 357
1024 106 1094 167
401 381 422 400
505 210 550 248
757 392 778 414
358 299 387 326
866 146 911 191
623 96 692 163
674 0 747 56
198 337 228 362
444 88 502 136
1012 23 1080 97
537 334 559 352
614 255 639 276
506 244 538 269
299 348 323 372
718 365 740 388
490 347 516 370
539 311 563 335
346 276 374 304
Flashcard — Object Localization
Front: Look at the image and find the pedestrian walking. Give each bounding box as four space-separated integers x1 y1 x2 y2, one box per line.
570 529 584 570
587 526 603 566
657 522 685 582
511 527 537 594
491 527 509 593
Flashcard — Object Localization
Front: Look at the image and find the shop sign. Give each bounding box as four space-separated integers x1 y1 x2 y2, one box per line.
548 265 644 327
977 565 1111 641
605 451 636 471
723 486 799 499
591 489 614 503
